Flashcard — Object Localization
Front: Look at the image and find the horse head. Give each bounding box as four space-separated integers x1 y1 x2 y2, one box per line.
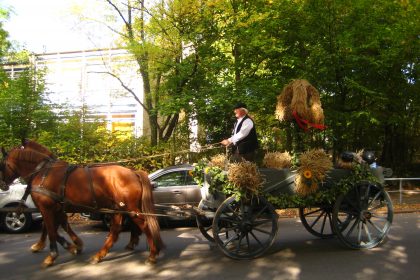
0 147 51 191
0 147 16 191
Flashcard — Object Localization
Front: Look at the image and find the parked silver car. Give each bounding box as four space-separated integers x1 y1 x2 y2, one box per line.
0 181 43 233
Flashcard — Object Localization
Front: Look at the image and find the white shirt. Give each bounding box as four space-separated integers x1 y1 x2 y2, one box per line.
228 116 254 145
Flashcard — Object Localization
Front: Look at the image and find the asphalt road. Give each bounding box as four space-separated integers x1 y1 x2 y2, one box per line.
0 213 419 280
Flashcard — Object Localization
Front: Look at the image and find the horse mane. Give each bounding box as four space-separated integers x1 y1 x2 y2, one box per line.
8 148 50 164
23 140 56 158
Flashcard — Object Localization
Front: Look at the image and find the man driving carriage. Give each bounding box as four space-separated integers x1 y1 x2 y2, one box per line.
220 102 259 162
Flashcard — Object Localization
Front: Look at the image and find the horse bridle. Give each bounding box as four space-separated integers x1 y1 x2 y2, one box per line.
0 153 54 188
0 153 19 187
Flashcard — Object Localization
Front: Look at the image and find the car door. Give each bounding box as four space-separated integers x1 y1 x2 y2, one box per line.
184 169 201 205
151 170 188 206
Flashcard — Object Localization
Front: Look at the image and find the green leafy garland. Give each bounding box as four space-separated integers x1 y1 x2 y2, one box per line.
192 159 244 198
193 159 380 208
266 163 380 208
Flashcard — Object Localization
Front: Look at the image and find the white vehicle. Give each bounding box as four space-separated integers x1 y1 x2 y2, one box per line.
0 181 42 233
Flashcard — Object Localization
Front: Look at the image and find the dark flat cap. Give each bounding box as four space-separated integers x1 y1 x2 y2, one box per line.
233 102 247 110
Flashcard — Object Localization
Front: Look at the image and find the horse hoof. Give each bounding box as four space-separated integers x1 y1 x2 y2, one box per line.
31 243 45 253
125 244 134 251
89 256 101 264
41 256 55 268
145 258 156 265
68 245 78 255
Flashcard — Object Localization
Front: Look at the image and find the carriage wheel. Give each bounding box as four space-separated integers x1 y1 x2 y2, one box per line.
196 199 216 242
299 206 335 238
332 183 393 249
212 195 278 259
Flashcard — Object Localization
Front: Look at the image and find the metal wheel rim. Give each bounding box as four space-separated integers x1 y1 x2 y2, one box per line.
5 212 27 231
196 199 216 242
332 183 393 249
212 195 278 259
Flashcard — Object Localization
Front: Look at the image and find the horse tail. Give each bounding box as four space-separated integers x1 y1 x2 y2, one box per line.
135 170 165 251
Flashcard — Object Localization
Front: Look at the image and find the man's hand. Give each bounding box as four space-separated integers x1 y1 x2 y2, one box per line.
220 139 231 146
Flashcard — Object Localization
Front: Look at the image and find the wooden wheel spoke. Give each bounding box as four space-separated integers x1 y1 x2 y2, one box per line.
219 216 239 224
303 208 323 217
235 234 245 253
328 212 334 233
339 214 353 228
252 227 272 235
320 212 327 234
367 220 384 234
245 233 250 251
249 231 263 247
368 191 382 208
357 221 363 244
309 210 325 228
218 225 239 234
363 222 373 243
222 233 240 247
252 205 268 220
369 203 387 212
345 218 359 238
252 219 272 227
204 226 212 233
227 205 241 219
370 214 388 221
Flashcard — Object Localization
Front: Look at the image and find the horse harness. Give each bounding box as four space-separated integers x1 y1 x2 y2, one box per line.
20 161 99 211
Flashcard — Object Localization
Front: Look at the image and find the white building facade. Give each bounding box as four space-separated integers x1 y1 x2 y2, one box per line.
34 48 146 137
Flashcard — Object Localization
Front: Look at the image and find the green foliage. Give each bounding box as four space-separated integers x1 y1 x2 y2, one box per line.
35 110 174 172
0 0 417 175
192 159 246 198
266 164 380 208
0 62 55 146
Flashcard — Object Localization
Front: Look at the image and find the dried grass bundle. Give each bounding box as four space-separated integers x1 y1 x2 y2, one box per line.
296 149 333 196
291 80 312 121
263 152 292 169
209 154 227 169
275 79 325 126
275 84 294 121
355 150 364 164
228 162 263 194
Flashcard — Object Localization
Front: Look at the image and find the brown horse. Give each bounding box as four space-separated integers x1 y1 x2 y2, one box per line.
20 139 83 254
0 147 163 267
21 140 143 253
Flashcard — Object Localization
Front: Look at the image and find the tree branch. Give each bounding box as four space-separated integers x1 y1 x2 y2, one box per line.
88 71 149 114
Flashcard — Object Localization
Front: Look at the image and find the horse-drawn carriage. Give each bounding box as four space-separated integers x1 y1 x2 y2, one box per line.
194 161 393 260
0 140 394 267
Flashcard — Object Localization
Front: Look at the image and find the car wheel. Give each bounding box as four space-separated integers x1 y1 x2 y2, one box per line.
1 209 32 233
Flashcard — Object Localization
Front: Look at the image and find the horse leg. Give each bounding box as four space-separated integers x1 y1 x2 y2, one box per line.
30 222 47 253
58 212 83 254
90 214 123 264
53 212 83 255
125 218 142 250
40 210 60 268
129 214 159 264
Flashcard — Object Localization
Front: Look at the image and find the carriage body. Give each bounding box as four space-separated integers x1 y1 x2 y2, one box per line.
197 165 394 259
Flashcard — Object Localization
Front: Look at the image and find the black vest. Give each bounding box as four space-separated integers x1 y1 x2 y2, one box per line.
232 115 259 154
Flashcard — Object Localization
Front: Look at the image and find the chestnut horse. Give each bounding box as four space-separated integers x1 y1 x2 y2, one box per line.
21 140 143 253
0 147 163 267
20 140 83 255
